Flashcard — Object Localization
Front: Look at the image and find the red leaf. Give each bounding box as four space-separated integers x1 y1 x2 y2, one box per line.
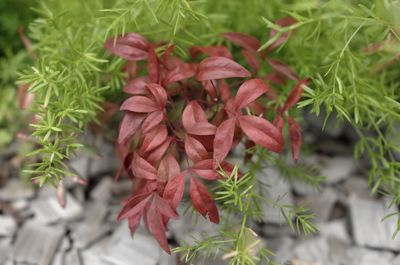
145 202 170 253
123 61 137 80
164 63 197 85
213 117 236 166
196 56 250 81
120 96 158 113
202 80 217 101
140 125 168 153
188 123 218 136
192 135 214 151
219 80 231 102
128 211 143 236
142 111 164 133
221 32 261 52
238 115 284 153
158 154 180 183
273 114 284 134
189 176 219 223
234 78 269 111
155 194 178 219
118 192 152 220
189 46 233 59
185 134 209 162
123 77 149 95
104 33 149 61
192 159 219 180
182 100 207 124
148 45 159 83
288 116 302 163
161 45 175 66
267 59 299 81
268 17 297 50
131 153 158 180
281 79 309 113
264 72 286 86
147 83 167 109
241 49 260 74
163 173 185 209
146 137 172 165
182 101 216 135
118 113 146 144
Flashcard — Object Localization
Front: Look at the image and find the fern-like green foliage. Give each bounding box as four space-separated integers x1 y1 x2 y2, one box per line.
259 0 400 226
175 152 318 265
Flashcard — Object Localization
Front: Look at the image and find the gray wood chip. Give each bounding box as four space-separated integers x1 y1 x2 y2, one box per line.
11 222 64 265
0 179 34 201
0 215 16 237
349 195 400 250
31 193 83 224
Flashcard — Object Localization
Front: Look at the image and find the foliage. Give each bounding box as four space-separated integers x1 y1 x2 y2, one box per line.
0 0 35 149
6 0 400 263
106 30 308 253
175 161 317 265
0 0 36 54
259 0 400 228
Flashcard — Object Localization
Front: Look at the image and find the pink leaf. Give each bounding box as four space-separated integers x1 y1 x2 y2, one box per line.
189 176 219 223
267 59 299 81
182 101 207 124
185 134 209 162
145 202 170 253
120 96 158 113
148 45 159 83
192 159 219 180
219 80 231 102
241 49 260 73
221 32 261 52
196 56 250 81
131 153 158 180
147 83 167 109
268 17 297 50
213 117 236 166
161 45 175 66
281 79 309 113
104 33 149 61
288 116 302 163
123 77 149 95
273 114 284 134
202 80 217 101
142 111 164 133
234 78 269 111
182 101 216 135
155 194 178 219
118 192 153 220
163 173 185 209
164 63 197 84
189 46 233 59
186 122 217 136
238 115 284 153
140 125 168 153
118 113 146 144
146 137 172 165
158 154 180 183
128 210 144 236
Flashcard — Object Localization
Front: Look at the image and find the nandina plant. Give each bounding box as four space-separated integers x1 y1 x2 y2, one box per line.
104 31 307 253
